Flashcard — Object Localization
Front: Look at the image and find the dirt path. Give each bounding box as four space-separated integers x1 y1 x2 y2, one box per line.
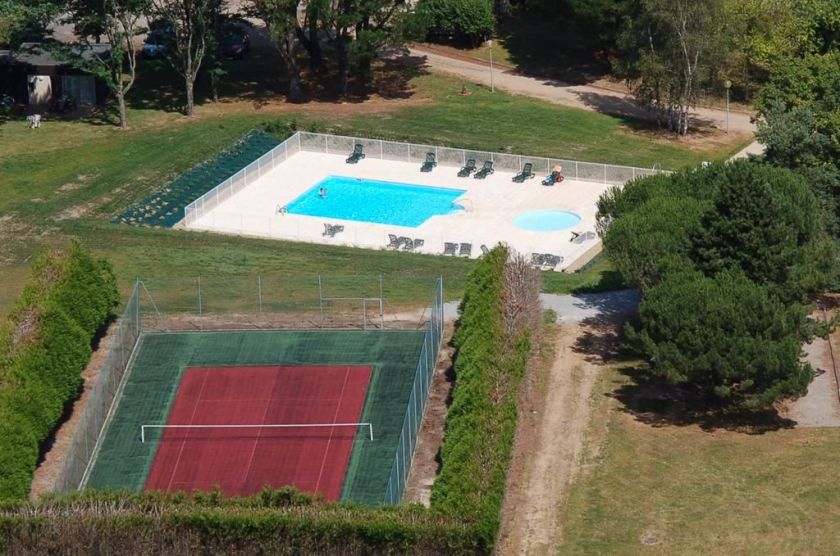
409 46 756 135
497 322 602 554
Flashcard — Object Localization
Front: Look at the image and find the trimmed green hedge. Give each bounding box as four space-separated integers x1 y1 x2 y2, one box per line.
0 242 118 501
0 244 537 552
431 245 537 547
0 489 483 554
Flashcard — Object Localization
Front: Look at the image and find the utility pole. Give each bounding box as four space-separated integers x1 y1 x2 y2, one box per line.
724 79 732 134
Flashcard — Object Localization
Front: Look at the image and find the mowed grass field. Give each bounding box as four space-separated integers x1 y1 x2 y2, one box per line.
558 366 840 555
0 71 747 313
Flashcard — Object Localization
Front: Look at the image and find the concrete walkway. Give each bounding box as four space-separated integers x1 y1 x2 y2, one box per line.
396 289 641 325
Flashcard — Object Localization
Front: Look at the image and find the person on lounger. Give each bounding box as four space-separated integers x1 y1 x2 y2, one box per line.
542 164 565 186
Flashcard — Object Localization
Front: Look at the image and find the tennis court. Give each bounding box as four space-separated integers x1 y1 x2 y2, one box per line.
86 329 429 504
144 365 372 499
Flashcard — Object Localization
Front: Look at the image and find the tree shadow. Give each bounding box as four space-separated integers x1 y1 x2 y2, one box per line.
571 299 638 365
127 58 187 113
572 90 723 134
571 269 627 294
608 365 796 434
572 309 796 434
495 9 610 85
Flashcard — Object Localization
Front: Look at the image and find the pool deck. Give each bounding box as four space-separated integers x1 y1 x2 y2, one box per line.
185 151 611 269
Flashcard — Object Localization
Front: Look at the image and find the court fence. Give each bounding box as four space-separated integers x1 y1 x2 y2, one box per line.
52 274 445 499
383 277 444 504
182 131 665 227
54 281 142 494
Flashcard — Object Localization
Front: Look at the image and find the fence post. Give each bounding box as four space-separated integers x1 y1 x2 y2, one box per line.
575 161 579 180
363 298 367 330
257 275 263 313
318 275 324 327
197 276 202 316
379 274 384 329
604 164 607 184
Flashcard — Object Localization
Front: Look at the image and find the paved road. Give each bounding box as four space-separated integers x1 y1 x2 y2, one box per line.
413 289 640 324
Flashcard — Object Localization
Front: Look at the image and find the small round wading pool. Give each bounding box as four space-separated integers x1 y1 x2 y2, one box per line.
513 210 582 232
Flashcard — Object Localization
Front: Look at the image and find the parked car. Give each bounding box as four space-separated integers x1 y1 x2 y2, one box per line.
142 30 168 59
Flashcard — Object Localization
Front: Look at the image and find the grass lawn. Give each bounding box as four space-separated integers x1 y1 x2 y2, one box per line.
558 366 840 555
0 70 741 312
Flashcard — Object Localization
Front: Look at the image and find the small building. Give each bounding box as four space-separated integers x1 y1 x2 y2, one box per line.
0 42 111 108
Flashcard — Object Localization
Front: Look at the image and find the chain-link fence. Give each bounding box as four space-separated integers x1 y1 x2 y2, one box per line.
182 131 665 227
297 131 664 185
52 274 443 496
54 281 141 494
382 277 444 505
182 133 302 227
134 274 438 331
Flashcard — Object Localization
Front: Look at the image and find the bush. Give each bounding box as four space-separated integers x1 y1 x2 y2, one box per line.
600 160 836 409
0 242 118 501
629 268 813 409
431 245 541 547
417 0 495 46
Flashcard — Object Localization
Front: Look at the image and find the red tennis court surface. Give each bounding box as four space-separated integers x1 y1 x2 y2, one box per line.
144 365 372 499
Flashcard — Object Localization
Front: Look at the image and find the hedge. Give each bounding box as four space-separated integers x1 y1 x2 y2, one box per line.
0 490 484 555
430 245 539 547
0 242 118 501
0 244 539 552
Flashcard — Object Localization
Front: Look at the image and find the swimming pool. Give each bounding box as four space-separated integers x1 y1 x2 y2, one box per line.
286 176 465 227
513 210 582 231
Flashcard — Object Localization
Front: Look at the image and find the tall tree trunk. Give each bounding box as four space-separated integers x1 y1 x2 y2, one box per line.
337 34 349 97
308 13 321 71
278 29 303 102
185 74 195 115
117 91 127 129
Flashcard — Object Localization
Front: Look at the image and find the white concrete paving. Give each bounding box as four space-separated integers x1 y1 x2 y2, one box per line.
186 151 608 270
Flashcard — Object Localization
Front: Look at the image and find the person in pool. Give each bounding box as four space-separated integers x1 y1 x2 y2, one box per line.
319 187 328 198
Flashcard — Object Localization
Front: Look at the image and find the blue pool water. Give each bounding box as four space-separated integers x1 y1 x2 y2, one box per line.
514 210 581 231
286 176 465 227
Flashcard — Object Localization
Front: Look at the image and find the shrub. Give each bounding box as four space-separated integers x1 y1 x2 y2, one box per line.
0 242 118 501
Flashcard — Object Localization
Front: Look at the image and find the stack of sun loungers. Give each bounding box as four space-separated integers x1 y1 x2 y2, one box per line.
571 231 597 244
530 253 564 270
323 223 345 238
387 234 424 251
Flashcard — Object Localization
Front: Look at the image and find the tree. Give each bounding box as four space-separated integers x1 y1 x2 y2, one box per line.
0 0 59 47
248 0 304 102
691 161 835 303
615 0 727 134
66 0 145 128
148 0 221 115
416 0 494 47
628 268 812 409
602 194 706 291
755 51 840 236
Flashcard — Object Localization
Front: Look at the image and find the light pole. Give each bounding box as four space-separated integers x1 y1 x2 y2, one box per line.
724 79 732 134
488 39 495 93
